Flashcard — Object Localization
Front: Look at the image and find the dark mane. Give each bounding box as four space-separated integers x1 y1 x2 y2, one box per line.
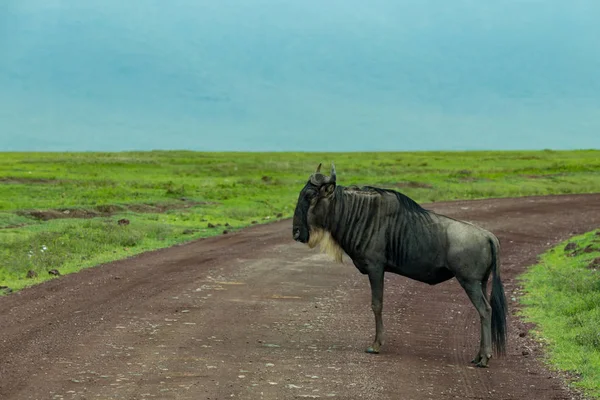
329 184 435 267
342 185 430 216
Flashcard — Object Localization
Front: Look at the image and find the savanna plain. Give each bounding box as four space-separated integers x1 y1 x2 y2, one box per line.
1 149 599 291
1 149 600 398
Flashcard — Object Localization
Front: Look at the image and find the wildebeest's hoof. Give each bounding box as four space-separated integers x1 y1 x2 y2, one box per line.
472 353 490 368
365 346 380 354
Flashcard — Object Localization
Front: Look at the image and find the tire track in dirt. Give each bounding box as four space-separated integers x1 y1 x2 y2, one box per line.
1 194 599 400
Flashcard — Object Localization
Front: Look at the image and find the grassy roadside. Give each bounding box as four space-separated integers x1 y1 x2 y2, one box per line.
1 149 600 293
519 229 600 398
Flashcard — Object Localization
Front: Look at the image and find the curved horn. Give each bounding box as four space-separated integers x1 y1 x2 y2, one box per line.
309 162 335 186
330 163 336 183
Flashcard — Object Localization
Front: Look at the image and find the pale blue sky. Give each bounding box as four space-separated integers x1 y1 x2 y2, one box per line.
1 0 599 151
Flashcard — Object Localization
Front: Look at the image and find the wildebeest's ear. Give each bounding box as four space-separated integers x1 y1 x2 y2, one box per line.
320 182 336 197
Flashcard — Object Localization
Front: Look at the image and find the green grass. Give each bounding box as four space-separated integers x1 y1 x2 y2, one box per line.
1 149 600 293
519 229 600 398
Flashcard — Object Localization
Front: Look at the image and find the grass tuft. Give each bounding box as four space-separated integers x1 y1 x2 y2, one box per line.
519 229 600 398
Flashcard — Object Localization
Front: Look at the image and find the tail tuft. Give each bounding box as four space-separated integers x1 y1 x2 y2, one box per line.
489 237 507 356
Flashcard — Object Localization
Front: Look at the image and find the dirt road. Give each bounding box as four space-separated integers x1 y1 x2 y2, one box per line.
1 194 599 400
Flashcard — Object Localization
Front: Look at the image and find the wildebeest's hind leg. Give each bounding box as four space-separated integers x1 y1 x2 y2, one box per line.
457 278 492 367
365 268 385 354
471 275 490 365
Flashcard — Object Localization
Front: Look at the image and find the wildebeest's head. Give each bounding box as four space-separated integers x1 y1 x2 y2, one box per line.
292 162 336 244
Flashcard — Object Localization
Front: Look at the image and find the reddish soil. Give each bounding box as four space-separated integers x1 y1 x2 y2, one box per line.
1 193 599 400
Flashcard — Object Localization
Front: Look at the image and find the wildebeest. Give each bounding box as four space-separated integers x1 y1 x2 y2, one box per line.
292 163 507 368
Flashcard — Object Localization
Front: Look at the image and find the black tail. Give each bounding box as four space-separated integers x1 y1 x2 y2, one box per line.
489 237 507 356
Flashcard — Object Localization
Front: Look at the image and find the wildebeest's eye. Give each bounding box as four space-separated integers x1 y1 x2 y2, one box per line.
306 188 320 201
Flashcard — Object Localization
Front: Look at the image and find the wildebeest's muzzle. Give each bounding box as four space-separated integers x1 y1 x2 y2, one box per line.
292 197 310 243
292 226 307 242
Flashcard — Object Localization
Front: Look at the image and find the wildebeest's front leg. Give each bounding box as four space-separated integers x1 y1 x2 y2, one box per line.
366 267 385 354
